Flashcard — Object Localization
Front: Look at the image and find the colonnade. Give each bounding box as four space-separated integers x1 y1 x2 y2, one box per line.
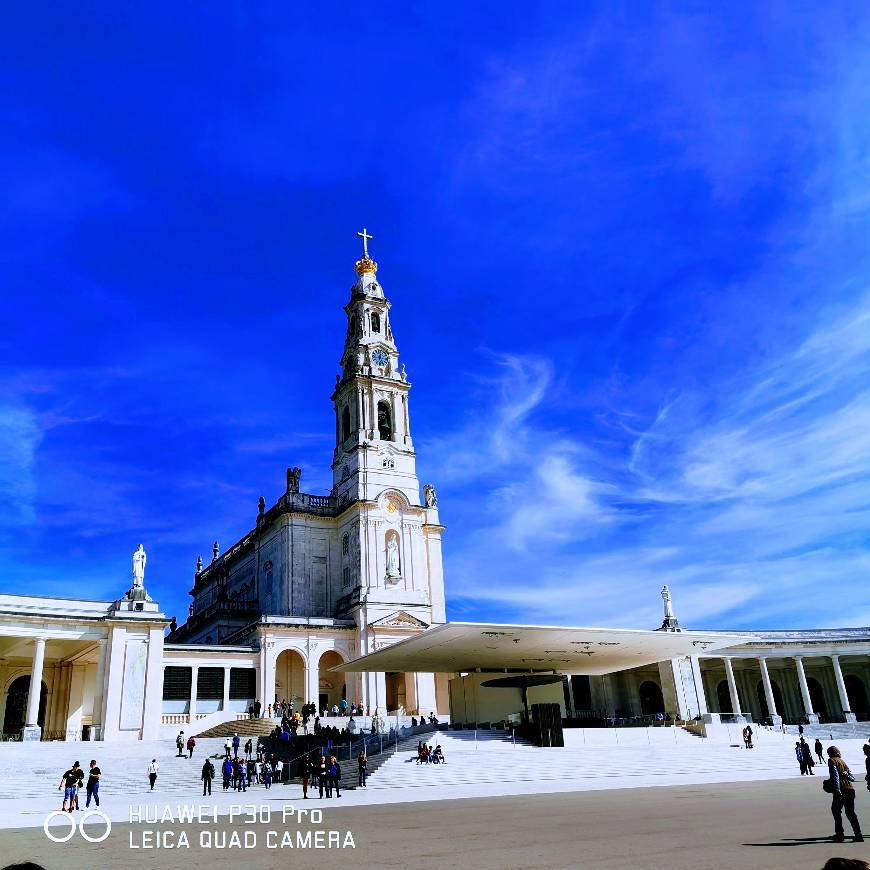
701 653 863 724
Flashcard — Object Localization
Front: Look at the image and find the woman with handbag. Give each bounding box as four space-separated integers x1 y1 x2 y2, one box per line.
825 746 864 843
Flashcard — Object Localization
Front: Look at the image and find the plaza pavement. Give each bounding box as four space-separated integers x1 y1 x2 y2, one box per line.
3 778 869 870
0 728 866 831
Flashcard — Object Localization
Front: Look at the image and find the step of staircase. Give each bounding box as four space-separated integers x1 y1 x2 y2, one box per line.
195 718 276 739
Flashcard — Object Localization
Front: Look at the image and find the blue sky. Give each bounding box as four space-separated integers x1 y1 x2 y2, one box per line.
2 4 869 630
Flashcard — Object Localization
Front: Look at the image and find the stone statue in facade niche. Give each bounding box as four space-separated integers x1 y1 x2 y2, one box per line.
423 484 438 508
386 535 400 577
132 544 146 588
286 466 302 494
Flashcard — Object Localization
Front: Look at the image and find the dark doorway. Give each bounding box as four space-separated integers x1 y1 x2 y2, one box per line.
571 675 592 711
844 674 869 720
3 676 47 735
755 679 784 719
639 680 664 715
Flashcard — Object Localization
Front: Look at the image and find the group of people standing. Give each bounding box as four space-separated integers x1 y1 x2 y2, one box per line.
297 753 344 798
57 760 101 811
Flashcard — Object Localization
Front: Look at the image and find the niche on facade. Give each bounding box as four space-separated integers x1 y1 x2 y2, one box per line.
384 528 401 583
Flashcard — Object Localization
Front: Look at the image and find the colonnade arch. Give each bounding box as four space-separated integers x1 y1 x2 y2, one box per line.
274 648 306 709
318 650 346 712
2 675 46 735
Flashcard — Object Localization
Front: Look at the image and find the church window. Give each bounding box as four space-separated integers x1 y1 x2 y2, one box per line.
377 401 392 441
342 565 351 587
371 312 380 333
342 533 349 555
342 406 351 441
349 315 357 336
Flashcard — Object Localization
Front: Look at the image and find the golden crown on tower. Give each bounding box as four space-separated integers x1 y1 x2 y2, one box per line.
354 256 378 276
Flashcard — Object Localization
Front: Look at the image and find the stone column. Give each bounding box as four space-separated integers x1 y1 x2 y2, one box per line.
723 658 745 721
222 667 231 713
690 656 714 722
794 656 819 724
414 672 437 718
189 665 199 724
90 638 108 740
306 664 320 710
830 655 856 723
22 637 46 740
758 657 782 727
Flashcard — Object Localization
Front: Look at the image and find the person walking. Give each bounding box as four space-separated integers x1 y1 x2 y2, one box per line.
263 760 272 790
201 758 214 796
864 743 870 791
224 737 232 759
801 738 816 775
745 725 753 749
826 745 864 843
176 731 185 757
358 751 368 788
222 757 233 791
85 760 101 808
58 762 82 813
187 735 196 759
795 742 807 775
232 733 241 758
244 738 253 761
815 738 825 766
147 759 159 790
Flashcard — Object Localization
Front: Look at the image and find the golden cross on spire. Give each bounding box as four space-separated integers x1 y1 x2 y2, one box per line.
357 227 373 259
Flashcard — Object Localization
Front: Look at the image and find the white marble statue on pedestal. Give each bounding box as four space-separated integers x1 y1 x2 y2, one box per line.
132 544 147 589
386 535 400 577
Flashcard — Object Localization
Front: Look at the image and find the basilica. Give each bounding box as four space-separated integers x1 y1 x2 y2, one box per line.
166 233 448 718
0 236 868 742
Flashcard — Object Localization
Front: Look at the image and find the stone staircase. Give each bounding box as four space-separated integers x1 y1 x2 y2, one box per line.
364 728 867 793
784 722 870 741
195 717 276 739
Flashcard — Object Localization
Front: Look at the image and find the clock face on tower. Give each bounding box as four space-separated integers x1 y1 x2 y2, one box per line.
372 349 388 367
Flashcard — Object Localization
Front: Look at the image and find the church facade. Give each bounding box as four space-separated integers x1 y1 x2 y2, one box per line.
166 239 448 717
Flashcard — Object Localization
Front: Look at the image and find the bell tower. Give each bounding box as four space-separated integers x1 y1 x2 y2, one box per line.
331 230 419 505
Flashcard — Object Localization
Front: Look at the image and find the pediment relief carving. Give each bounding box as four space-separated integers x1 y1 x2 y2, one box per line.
370 610 428 630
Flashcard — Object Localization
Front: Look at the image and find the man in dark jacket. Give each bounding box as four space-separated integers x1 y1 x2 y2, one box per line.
201 758 215 796
299 755 312 799
318 755 328 798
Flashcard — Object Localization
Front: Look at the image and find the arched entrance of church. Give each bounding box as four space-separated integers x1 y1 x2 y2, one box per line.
318 651 345 713
638 680 664 716
844 674 869 720
716 680 744 715
807 677 828 721
274 649 305 709
3 675 46 736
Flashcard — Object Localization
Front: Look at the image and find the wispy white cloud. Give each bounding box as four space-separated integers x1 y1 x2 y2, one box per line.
0 405 42 526
434 292 870 631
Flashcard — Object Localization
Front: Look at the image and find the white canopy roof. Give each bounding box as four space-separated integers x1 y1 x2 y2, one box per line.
334 621 751 676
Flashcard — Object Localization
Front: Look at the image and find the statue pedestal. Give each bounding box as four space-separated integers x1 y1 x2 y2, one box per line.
806 713 820 725
844 712 857 724
21 725 41 742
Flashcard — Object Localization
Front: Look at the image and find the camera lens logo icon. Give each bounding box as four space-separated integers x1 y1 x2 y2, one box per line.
43 810 111 843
